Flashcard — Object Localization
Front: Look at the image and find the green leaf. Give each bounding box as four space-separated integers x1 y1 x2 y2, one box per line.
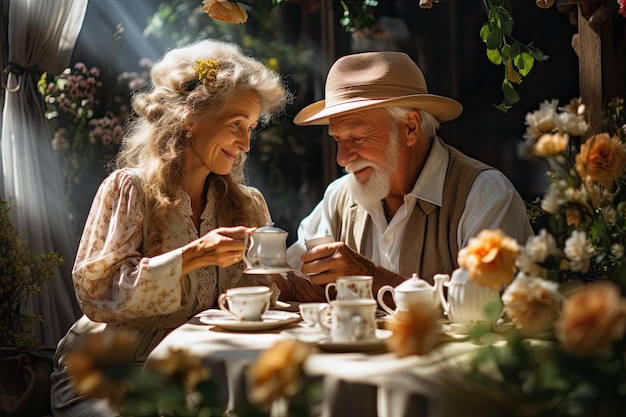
486 28 502 50
502 16 514 37
479 23 490 42
501 43 511 61
514 51 535 76
502 79 520 105
529 44 550 62
486 48 502 65
488 7 502 28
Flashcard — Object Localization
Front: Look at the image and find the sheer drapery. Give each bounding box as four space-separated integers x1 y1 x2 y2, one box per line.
1 0 88 347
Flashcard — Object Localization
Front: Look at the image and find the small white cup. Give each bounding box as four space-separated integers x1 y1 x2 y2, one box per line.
217 286 271 321
325 275 373 303
299 302 330 327
305 235 335 250
320 299 377 343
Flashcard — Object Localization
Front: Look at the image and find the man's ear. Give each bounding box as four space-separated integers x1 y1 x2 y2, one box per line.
404 109 421 147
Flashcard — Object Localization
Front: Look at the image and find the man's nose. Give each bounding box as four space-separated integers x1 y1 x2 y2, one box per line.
336 142 356 167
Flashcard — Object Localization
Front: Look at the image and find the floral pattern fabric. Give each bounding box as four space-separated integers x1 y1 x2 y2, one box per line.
55 169 278 365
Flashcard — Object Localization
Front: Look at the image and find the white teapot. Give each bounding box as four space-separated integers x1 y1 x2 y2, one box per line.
435 268 502 323
243 224 290 273
377 273 446 315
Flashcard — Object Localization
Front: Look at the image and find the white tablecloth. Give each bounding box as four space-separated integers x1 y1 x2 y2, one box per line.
146 308 478 417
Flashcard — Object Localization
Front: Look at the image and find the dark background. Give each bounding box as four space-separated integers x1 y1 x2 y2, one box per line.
71 0 581 244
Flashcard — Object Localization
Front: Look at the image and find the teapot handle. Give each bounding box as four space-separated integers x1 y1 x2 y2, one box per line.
433 274 450 315
242 230 254 269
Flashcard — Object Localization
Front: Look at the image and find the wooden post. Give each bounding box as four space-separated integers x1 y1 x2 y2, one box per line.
574 1 621 136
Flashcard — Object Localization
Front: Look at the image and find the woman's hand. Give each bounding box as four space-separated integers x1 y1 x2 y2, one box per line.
181 226 254 275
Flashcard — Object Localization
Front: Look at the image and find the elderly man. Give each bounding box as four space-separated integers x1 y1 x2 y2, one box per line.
274 51 533 302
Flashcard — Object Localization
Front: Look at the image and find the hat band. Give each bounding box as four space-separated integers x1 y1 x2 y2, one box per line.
326 83 428 107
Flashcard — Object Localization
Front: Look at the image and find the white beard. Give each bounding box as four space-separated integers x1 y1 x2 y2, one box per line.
345 132 400 209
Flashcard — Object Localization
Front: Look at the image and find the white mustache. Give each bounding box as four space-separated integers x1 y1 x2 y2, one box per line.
345 160 380 174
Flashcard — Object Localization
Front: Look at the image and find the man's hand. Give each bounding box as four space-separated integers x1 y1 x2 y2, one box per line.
300 241 374 285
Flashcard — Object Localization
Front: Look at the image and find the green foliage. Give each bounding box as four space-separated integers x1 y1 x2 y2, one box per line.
338 0 549 112
339 0 378 31
0 199 64 349
480 0 548 112
464 331 626 417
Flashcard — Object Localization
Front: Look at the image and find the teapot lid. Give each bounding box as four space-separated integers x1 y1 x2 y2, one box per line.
396 273 431 290
255 223 287 233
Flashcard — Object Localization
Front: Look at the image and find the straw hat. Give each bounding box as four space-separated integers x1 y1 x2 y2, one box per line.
294 51 462 126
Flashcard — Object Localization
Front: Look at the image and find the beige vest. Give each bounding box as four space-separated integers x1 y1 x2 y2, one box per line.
330 145 491 282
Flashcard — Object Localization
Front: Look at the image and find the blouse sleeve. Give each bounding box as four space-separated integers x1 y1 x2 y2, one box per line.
72 170 185 323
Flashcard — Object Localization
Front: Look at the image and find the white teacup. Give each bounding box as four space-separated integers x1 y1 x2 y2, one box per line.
325 275 373 303
298 302 330 327
217 286 271 321
320 299 377 343
305 235 335 250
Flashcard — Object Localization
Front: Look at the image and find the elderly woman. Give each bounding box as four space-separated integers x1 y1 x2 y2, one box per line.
50 39 292 416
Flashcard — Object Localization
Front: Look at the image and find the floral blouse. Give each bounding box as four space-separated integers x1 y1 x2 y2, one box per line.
54 169 278 365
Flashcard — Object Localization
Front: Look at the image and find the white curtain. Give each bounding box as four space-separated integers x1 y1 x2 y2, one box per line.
1 0 88 347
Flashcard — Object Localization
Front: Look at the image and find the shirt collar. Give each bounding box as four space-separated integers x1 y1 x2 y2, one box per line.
407 136 448 207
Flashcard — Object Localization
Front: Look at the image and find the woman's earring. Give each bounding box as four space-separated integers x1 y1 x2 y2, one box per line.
185 131 192 139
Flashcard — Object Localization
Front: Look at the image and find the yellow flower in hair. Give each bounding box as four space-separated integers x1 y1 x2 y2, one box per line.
190 59 220 90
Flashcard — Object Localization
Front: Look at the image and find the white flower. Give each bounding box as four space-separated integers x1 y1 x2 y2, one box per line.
525 229 557 263
523 99 558 141
541 189 566 214
603 206 618 224
611 243 624 259
555 112 588 136
515 252 546 277
502 273 562 335
564 231 592 272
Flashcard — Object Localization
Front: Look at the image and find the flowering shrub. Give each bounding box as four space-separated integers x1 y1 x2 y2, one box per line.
64 329 223 416
439 97 626 415
518 97 626 288
38 62 149 228
38 64 121 217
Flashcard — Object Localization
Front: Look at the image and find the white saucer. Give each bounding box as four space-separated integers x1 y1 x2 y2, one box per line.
198 309 301 331
244 266 292 274
281 327 391 353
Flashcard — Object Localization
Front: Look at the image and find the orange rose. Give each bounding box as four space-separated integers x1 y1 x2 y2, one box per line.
575 133 626 189
145 348 209 396
202 0 248 24
247 339 315 409
457 229 520 291
535 0 555 9
533 132 568 157
385 299 442 357
556 281 626 357
64 329 139 410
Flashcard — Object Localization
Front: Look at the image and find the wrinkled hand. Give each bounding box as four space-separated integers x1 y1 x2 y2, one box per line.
300 241 374 286
182 226 254 275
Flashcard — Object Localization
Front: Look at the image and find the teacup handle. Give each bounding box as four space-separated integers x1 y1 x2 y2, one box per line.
319 304 332 331
376 285 396 315
434 274 451 316
325 282 337 303
217 293 238 319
